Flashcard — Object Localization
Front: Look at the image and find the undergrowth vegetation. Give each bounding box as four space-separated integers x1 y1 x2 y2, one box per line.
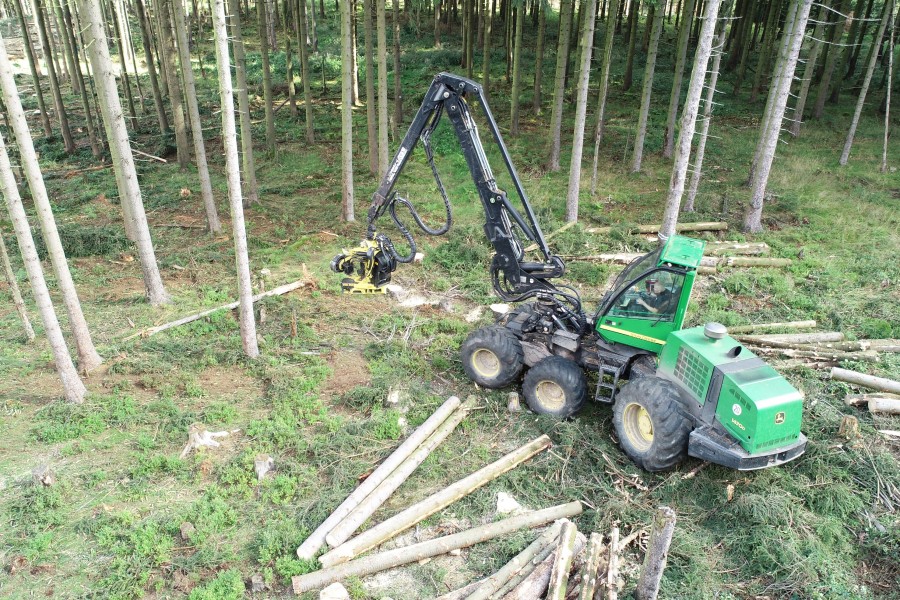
1 5 898 600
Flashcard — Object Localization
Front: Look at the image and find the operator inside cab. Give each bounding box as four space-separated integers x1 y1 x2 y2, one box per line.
635 278 674 314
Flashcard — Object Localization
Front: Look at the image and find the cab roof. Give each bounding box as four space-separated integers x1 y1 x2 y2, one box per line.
659 235 706 269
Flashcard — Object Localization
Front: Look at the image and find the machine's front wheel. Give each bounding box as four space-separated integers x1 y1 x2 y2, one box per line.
460 326 524 388
613 376 693 472
522 356 587 418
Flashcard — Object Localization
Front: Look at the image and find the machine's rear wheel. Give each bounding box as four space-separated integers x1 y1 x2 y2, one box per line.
522 356 587 418
460 326 524 388
613 376 693 472
628 354 657 380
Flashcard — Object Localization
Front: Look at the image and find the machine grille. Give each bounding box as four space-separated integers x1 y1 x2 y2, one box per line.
674 346 710 399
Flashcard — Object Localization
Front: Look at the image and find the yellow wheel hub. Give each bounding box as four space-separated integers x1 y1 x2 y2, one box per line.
471 349 501 378
622 402 654 452
534 380 566 411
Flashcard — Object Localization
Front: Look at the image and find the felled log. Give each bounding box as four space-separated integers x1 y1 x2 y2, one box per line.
465 521 564 600
576 532 605 600
606 526 621 600
320 435 553 566
324 402 471 548
547 521 578 600
736 331 844 344
868 397 900 415
830 367 900 395
726 321 817 334
722 257 792 267
751 347 880 363
291 502 584 594
500 531 587 600
704 242 770 256
584 221 728 235
844 393 900 407
124 275 315 341
296 396 463 560
635 507 677 600
743 339 876 352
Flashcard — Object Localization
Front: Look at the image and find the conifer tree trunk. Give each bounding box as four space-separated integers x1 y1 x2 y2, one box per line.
341 0 356 221
435 0 442 47
750 0 784 103
393 0 402 135
259 0 277 153
840 0 894 165
159 0 191 168
13 0 52 137
0 227 36 342
376 0 388 172
227 0 261 205
631 0 666 172
135 0 170 135
1 130 86 403
548 0 574 171
78 0 171 305
659 0 723 240
881 7 895 173
744 0 812 232
566 0 597 222
466 0 476 78
483 0 494 99
364 0 377 173
830 0 868 102
685 0 730 211
532 0 545 112
731 0 757 92
589 0 620 192
53 0 80 96
848 0 876 78
0 39 104 372
622 0 639 91
789 2 826 136
60 0 102 157
663 0 697 158
171 0 221 232
298 0 316 142
109 0 138 125
34 0 75 153
351 5 360 105
287 37 298 118
510 2 524 135
813 0 852 118
212 0 259 358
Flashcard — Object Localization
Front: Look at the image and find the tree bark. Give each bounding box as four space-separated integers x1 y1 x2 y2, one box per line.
532 0 545 112
631 0 666 172
789 2 827 136
60 0 102 158
109 0 138 125
0 226 36 342
659 0 723 241
53 0 80 96
292 502 584 594
298 0 316 142
813 0 852 118
548 0 574 171
881 7 895 173
546 521 578 600
0 127 86 403
227 0 261 206
565 0 597 222
750 0 784 103
376 0 388 172
510 2 524 135
134 0 170 135
829 0 868 102
363 0 377 173
78 0 171 306
393 0 403 136
839 0 894 165
663 0 697 158
685 1 731 211
725 321 819 333
12 0 52 137
34 0 75 153
501 530 587 600
744 0 812 232
635 506 677 600
158 0 191 169
576 532 604 600
258 0 277 154
321 435 552 566
297 396 464 560
341 0 355 221
483 0 494 100
830 367 900 394
212 0 259 358
606 525 620 600
435 0 442 47
622 0 640 91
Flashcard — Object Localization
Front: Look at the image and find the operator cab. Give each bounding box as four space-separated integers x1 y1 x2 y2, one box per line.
595 236 705 353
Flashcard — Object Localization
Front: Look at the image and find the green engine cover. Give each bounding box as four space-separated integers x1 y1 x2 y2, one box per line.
657 326 805 455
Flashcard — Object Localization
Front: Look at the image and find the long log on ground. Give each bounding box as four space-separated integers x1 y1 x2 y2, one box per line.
524 221 576 252
635 507 677 600
494 533 560 598
466 521 564 600
606 526 620 600
124 277 312 340
844 393 900 407
291 502 584 594
725 321 817 334
740 339 874 352
324 403 471 548
296 396 463 560
751 347 880 363
736 332 845 344
868 397 900 415
500 531 587 600
722 257 792 267
547 521 578 600
704 242 770 256
830 368 900 395
576 532 604 600
321 435 553 567
585 221 728 235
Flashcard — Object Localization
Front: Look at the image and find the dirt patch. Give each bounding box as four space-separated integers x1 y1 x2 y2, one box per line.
321 350 371 399
196 366 262 400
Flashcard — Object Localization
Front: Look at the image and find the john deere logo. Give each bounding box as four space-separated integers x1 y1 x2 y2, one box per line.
775 412 786 424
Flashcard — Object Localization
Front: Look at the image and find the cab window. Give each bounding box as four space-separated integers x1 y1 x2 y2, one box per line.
608 271 685 322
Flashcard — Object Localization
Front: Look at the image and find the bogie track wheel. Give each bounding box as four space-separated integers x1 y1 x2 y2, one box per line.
613 376 693 472
460 326 525 388
522 356 587 418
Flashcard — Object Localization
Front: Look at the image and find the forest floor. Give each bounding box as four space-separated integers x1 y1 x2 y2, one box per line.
1 10 900 600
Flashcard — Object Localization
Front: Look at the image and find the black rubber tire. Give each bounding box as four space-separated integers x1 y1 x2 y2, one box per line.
613 376 693 472
628 354 658 380
522 356 587 418
460 326 525 388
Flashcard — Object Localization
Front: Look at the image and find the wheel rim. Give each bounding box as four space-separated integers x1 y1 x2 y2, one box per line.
622 402 654 452
534 380 566 411
471 349 501 378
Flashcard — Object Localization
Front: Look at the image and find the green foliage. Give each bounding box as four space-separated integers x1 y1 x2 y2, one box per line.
91 512 175 599
187 569 244 600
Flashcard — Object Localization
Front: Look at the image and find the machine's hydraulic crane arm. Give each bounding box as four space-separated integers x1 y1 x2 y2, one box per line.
332 73 584 327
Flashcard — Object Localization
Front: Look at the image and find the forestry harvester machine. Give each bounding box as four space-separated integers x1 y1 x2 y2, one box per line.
331 73 807 472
